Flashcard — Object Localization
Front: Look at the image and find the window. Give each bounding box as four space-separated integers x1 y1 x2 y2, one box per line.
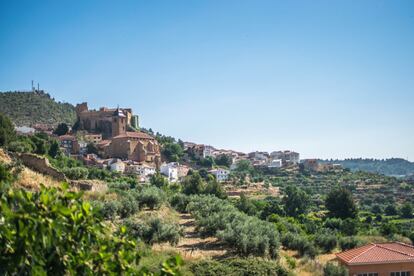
357 273 378 276
391 272 411 276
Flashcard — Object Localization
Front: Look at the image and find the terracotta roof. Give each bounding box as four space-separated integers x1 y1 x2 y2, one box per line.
336 242 414 265
97 139 111 147
113 131 154 140
58 135 76 141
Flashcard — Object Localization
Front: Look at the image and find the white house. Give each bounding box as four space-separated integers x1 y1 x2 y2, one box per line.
270 150 300 165
109 159 126 173
268 159 282 168
124 163 156 181
203 145 215 158
160 163 179 182
209 168 230 182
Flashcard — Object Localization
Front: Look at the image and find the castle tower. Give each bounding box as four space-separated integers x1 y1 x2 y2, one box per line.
112 108 127 137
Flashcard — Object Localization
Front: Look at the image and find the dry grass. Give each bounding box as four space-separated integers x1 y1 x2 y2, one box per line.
0 148 12 164
135 204 181 224
14 167 63 190
1 148 63 190
279 249 336 276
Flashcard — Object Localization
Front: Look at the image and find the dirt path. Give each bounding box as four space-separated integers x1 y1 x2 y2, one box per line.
153 213 228 260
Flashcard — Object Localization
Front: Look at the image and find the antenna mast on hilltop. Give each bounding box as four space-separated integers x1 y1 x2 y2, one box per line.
31 80 34 91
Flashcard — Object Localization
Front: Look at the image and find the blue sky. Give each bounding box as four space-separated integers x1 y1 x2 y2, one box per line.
1 0 413 160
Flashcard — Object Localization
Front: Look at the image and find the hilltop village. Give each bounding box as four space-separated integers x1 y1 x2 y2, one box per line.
16 101 333 183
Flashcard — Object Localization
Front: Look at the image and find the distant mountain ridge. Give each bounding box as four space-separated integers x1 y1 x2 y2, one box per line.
319 158 414 177
0 91 76 127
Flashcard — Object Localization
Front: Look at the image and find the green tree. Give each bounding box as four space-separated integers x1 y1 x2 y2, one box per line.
162 143 184 162
282 186 310 217
325 187 358 219
385 204 398 216
53 123 69 136
0 113 16 147
86 142 99 154
400 203 413 218
215 154 232 167
150 172 169 188
182 172 205 195
48 140 61 158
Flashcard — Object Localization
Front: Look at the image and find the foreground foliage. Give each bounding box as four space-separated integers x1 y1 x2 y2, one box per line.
0 182 181 275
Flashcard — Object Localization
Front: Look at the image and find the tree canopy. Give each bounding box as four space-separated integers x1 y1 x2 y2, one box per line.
325 186 358 219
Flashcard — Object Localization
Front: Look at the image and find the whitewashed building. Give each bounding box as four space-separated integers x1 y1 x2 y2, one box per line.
268 159 282 168
160 163 179 182
209 168 230 182
109 159 126 173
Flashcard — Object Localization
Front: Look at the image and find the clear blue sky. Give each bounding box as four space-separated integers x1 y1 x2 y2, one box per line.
1 0 413 160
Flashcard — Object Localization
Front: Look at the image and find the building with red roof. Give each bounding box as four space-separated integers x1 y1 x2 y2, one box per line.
336 242 414 276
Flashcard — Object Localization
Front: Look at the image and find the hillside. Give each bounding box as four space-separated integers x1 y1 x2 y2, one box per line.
320 158 414 177
0 91 76 127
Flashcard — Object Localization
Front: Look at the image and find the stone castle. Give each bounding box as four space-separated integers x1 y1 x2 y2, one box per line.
75 103 161 168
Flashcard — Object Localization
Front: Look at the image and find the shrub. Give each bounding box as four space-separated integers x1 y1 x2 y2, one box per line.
150 172 169 188
62 167 89 180
323 262 348 276
285 255 296 269
138 186 165 210
315 232 337 253
324 217 343 231
341 218 358 236
101 200 122 219
281 232 316 258
125 218 182 245
7 140 34 153
339 236 362 251
400 203 413 219
119 195 140 218
380 222 398 236
169 193 190 212
0 183 140 274
190 258 289 276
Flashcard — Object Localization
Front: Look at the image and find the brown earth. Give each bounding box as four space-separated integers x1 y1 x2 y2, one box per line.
153 213 228 260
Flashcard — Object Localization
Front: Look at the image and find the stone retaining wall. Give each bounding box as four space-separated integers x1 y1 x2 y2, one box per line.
19 153 68 182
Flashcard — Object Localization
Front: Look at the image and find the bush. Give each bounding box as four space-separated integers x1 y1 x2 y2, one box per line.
62 167 89 180
190 258 289 276
125 218 182 245
169 193 190 212
380 222 398 236
339 236 362 251
315 232 337 253
7 140 34 153
324 217 343 231
323 262 348 276
0 183 140 274
138 186 165 210
281 232 316 258
119 195 140 218
101 200 123 219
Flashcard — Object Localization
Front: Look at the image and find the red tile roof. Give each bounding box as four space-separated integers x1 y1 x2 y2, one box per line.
113 131 154 140
58 135 76 141
336 242 414 265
